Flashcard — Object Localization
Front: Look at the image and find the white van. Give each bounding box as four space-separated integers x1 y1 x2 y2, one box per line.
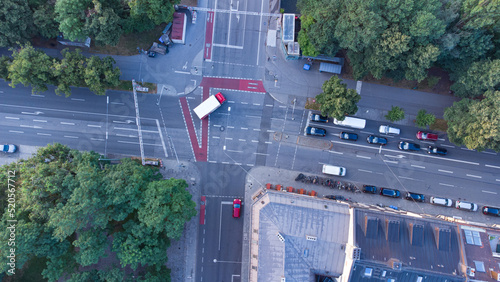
430 197 453 207
322 164 346 176
333 116 366 129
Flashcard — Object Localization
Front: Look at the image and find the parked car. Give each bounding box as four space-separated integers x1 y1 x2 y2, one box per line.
430 197 453 207
379 125 400 135
416 131 438 141
325 195 347 201
306 126 327 137
233 199 241 218
398 141 421 151
366 135 388 145
405 192 425 202
310 113 328 123
482 206 500 217
456 200 478 212
339 132 358 141
380 188 401 198
0 144 17 153
363 185 377 194
428 146 447 155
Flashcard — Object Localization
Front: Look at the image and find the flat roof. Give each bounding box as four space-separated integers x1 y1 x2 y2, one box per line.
354 209 462 276
252 191 350 282
282 13 295 42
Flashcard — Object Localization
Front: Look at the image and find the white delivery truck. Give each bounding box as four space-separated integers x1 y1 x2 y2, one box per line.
322 164 346 176
193 92 226 119
333 116 366 129
379 125 401 135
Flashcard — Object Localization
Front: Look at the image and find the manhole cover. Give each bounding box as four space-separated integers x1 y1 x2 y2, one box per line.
220 126 225 131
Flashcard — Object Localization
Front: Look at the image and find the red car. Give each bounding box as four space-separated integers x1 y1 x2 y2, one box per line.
416 131 438 141
233 199 241 218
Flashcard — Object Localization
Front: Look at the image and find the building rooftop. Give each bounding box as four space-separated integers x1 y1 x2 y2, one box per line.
460 226 500 281
251 191 350 282
353 209 464 280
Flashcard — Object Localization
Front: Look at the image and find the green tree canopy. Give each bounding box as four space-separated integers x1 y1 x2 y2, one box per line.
8 44 55 93
316 76 361 120
444 90 500 151
385 106 405 122
0 144 196 280
53 49 86 96
415 109 436 128
0 0 33 47
450 59 500 98
83 56 121 95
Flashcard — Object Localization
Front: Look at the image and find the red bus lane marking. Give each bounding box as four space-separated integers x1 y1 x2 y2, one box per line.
200 77 266 93
179 97 208 162
204 11 214 60
239 79 266 92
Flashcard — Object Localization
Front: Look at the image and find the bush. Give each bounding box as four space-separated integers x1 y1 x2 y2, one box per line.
385 106 405 122
415 109 436 128
427 76 440 88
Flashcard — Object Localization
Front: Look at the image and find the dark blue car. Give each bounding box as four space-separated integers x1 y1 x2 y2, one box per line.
405 192 425 202
366 135 387 145
339 132 358 141
398 141 421 151
380 188 401 198
306 126 327 137
310 114 328 123
363 185 377 194
428 146 447 155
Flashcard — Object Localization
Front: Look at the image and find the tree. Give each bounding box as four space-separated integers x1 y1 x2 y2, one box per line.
33 4 60 39
0 56 12 80
450 59 500 98
316 76 361 120
415 109 436 128
55 0 91 41
0 0 33 47
53 49 86 96
297 15 320 57
404 44 440 82
461 0 500 30
385 106 405 122
83 56 121 95
128 0 179 25
85 5 124 46
8 44 55 93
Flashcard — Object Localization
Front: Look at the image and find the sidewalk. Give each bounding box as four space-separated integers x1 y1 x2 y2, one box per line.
262 32 459 128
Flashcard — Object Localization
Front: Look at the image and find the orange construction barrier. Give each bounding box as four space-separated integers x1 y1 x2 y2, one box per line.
299 188 306 194
266 183 272 189
276 185 282 191
309 190 317 196
286 186 294 192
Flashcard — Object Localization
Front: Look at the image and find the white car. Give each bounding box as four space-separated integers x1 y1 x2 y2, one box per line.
456 200 478 212
379 125 401 135
430 197 453 207
0 144 17 153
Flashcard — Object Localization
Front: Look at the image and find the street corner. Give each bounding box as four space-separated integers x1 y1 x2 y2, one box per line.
157 84 177 96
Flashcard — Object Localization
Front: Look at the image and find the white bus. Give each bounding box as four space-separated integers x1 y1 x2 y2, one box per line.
333 116 366 129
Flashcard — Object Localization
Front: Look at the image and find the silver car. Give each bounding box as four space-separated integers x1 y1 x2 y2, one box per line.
0 144 17 153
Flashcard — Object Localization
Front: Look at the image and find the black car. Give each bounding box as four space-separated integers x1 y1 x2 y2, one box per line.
380 188 401 198
405 192 425 202
363 185 377 194
325 195 347 201
306 126 327 137
366 135 388 145
339 132 358 141
428 146 447 155
398 141 421 151
310 113 328 123
483 206 500 217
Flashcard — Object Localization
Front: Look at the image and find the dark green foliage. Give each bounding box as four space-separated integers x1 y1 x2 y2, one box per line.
385 106 405 122
415 109 436 128
450 59 500 98
0 56 12 80
84 56 121 95
33 4 60 39
0 0 34 47
53 49 86 96
0 144 196 280
316 76 361 120
8 44 55 93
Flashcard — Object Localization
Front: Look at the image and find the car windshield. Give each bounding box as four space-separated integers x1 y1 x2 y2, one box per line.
234 203 240 208
403 143 409 149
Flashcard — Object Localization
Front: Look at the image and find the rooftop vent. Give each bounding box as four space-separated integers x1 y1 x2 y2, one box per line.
352 248 361 260
364 268 373 277
306 235 317 241
277 232 285 243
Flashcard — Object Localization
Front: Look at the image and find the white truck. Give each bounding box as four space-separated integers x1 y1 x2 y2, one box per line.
322 164 346 176
193 92 226 119
333 116 366 129
379 125 401 135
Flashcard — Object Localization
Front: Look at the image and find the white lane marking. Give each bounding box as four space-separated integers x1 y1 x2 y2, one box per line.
9 130 24 133
225 138 233 140
383 160 398 164
226 150 243 153
174 70 190 74
399 176 415 180
279 106 287 108
466 174 482 179
384 154 404 159
110 102 124 105
356 155 371 159
421 141 434 145
60 122 75 125
88 125 101 128
438 169 453 174
437 138 445 141
251 140 258 143
358 169 373 173
266 130 275 133
485 164 500 169
265 104 273 107
461 147 474 151
253 103 261 106
482 151 497 155
440 144 455 148
227 101 235 103
400 138 414 141
329 151 343 155
5 117 19 120
246 115 261 118
265 141 272 144
71 98 85 101
241 127 248 130
360 131 374 134
213 124 222 127
253 129 261 131
31 94 45 97
482 190 497 194
117 140 162 146
20 125 42 129
33 119 47 122
497 179 500 182
439 183 454 187
209 160 217 163
238 139 246 142
37 133 51 136
247 163 254 167
234 162 242 165
222 162 230 164
116 134 137 138
241 102 248 105
227 126 234 129
212 136 220 139
254 152 269 155
411 164 426 169
91 138 104 141
64 135 79 139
